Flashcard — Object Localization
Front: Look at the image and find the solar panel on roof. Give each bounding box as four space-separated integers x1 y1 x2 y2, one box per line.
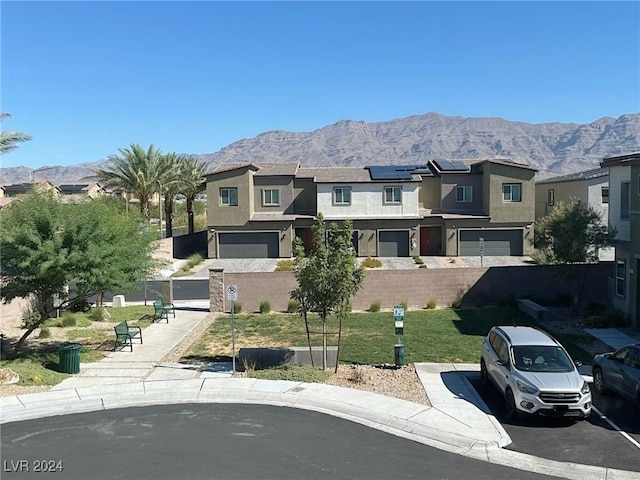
449 161 468 171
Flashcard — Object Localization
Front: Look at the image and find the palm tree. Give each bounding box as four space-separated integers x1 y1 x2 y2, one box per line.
92 144 163 220
0 113 32 154
178 157 208 234
157 152 184 238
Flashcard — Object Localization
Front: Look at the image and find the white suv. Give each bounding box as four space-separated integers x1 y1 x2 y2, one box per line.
480 326 591 420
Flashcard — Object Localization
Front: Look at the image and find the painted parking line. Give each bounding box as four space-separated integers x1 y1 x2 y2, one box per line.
592 405 640 450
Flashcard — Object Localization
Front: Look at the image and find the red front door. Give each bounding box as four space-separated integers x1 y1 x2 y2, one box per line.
420 227 430 256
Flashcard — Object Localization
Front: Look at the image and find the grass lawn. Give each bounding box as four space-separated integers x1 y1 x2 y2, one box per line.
184 307 595 366
0 305 156 386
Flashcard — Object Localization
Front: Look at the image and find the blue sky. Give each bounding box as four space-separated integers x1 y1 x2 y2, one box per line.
1 1 639 169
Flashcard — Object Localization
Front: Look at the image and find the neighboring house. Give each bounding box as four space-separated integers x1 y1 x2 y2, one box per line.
0 181 61 198
205 158 537 259
600 152 640 328
535 168 613 261
57 182 107 199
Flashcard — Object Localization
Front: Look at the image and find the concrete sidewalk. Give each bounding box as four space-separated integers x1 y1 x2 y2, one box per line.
2 306 639 480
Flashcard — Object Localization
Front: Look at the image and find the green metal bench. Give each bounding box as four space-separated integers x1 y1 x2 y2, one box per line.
113 320 142 351
153 298 175 323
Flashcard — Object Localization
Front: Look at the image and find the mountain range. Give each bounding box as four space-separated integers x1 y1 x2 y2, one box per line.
2 112 639 184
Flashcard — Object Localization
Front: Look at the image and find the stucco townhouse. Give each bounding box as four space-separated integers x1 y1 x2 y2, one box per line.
205 158 537 259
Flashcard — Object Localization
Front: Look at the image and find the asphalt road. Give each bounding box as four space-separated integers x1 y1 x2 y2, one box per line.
469 377 640 473
0 404 564 480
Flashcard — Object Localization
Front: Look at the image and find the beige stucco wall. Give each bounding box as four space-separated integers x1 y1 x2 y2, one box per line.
535 180 588 219
419 176 441 210
253 176 295 214
206 167 255 227
483 163 535 223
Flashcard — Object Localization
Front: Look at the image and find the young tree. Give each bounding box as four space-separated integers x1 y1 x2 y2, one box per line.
533 198 616 264
532 197 617 315
291 214 364 371
0 192 159 356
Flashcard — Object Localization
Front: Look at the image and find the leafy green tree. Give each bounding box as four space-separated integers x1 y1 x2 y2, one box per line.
291 214 364 371
533 198 616 264
532 197 617 315
0 112 32 154
92 143 163 220
0 192 159 356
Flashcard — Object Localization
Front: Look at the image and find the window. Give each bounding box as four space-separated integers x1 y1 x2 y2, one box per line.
616 260 626 297
333 187 351 205
262 189 280 206
601 187 609 204
621 182 630 219
219 187 238 206
456 186 472 203
503 183 522 202
384 186 402 204
547 189 554 206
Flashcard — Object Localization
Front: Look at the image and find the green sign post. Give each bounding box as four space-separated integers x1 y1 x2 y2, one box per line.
393 305 405 366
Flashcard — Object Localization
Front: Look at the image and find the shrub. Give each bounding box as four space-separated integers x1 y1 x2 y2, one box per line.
398 300 408 311
259 300 271 314
38 327 51 339
426 298 436 310
275 259 295 272
232 301 242 314
585 302 607 317
369 300 381 313
582 309 630 328
451 289 464 309
413 256 424 265
88 307 105 322
361 257 382 268
287 299 299 313
186 253 204 269
61 314 77 327
418 264 427 269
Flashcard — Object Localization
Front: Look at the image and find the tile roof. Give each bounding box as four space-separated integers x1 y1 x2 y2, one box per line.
296 167 373 183
536 167 607 184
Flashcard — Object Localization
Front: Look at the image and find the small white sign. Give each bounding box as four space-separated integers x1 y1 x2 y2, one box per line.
226 284 238 300
394 320 404 328
479 237 485 255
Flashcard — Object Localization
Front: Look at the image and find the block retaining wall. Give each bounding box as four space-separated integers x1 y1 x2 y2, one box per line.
209 263 612 314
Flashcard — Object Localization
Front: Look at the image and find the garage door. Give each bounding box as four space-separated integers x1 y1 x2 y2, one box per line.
379 231 409 257
218 232 279 258
459 230 522 256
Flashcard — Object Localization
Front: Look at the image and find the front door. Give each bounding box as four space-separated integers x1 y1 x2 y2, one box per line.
420 227 430 256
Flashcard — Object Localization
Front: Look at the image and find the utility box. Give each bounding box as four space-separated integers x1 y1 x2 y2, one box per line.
112 295 126 308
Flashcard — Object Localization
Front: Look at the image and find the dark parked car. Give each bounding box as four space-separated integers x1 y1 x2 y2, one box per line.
592 343 640 410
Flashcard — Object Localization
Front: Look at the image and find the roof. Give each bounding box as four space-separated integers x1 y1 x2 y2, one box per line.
600 151 640 168
254 162 300 176
535 167 608 185
471 158 538 172
296 167 374 183
211 162 300 176
58 183 92 192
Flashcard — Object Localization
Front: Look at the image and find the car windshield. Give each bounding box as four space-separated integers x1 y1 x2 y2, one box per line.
512 345 575 372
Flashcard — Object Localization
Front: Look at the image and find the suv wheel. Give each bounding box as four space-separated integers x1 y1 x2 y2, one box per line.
505 388 518 420
593 367 608 394
480 359 488 385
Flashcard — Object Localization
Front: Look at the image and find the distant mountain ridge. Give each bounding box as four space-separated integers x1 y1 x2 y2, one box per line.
2 112 639 184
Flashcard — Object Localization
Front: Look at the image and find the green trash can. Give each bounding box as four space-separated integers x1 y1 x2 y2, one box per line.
58 342 82 374
394 344 405 367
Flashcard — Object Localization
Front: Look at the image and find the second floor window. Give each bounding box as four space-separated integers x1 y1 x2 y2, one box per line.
621 182 630 219
547 189 554 206
384 186 402 204
503 183 522 202
601 187 609 204
333 187 351 205
220 187 238 206
262 189 280 206
456 186 472 203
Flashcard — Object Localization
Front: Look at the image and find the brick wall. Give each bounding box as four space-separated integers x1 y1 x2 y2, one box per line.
210 262 612 313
